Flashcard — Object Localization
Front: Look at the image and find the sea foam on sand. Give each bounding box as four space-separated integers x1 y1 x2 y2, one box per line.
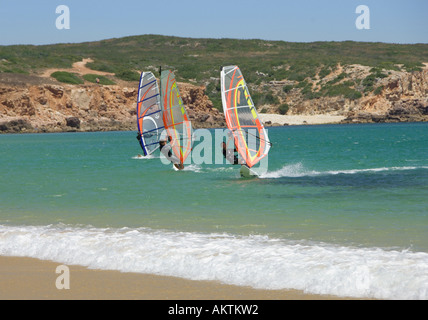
1 224 427 300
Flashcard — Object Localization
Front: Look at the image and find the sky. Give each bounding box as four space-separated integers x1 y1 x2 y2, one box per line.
0 0 427 45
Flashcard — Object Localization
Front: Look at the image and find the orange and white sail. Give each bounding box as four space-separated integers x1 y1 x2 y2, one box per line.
220 66 271 168
160 70 193 164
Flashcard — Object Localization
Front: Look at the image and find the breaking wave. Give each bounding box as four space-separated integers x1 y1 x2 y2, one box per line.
259 163 428 179
1 224 427 300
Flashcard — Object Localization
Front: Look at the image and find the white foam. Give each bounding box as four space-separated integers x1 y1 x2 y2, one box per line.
323 166 428 176
260 163 428 179
259 163 315 178
206 167 235 173
132 154 158 160
1 224 427 300
182 164 202 173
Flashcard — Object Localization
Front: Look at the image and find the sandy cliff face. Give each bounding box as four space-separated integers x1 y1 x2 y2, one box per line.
260 64 428 124
178 83 226 128
1 64 427 133
0 77 225 133
345 68 428 123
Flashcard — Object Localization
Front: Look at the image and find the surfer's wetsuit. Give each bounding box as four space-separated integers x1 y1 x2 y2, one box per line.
223 147 240 165
160 143 180 165
136 134 145 152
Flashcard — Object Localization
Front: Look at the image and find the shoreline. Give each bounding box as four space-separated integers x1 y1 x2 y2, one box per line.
0 114 348 134
2 114 427 134
0 256 355 300
259 113 347 126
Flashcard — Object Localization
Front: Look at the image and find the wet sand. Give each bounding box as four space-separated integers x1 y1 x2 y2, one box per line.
0 256 351 300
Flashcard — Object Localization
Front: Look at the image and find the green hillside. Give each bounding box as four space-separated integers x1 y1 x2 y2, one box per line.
1 34 428 108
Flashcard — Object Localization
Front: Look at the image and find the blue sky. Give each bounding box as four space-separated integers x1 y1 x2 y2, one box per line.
0 0 427 45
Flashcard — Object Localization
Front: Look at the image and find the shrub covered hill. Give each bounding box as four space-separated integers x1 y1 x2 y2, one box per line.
1 35 428 132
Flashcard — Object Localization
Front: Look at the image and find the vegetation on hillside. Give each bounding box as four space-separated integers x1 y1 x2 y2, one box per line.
50 71 83 84
82 74 115 85
1 35 428 110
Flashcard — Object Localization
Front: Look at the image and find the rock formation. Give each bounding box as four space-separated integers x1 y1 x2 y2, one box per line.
256 64 428 124
342 68 428 123
0 74 225 133
1 63 427 134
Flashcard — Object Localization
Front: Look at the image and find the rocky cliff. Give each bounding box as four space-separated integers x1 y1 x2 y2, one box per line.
255 63 428 124
1 63 427 134
0 74 225 133
343 66 428 123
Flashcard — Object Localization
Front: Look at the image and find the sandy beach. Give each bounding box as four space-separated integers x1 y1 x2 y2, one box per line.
0 256 352 300
259 114 346 126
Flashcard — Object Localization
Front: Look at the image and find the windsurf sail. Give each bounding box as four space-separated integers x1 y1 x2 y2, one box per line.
160 70 193 164
220 66 271 168
136 72 164 156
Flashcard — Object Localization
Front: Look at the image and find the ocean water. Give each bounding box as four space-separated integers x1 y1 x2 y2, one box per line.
0 122 427 299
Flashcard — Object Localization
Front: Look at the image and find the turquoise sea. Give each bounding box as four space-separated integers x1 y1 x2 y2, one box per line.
1 122 427 299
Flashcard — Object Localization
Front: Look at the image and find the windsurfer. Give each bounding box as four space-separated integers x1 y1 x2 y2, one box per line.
221 141 243 165
136 133 145 150
160 137 184 170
